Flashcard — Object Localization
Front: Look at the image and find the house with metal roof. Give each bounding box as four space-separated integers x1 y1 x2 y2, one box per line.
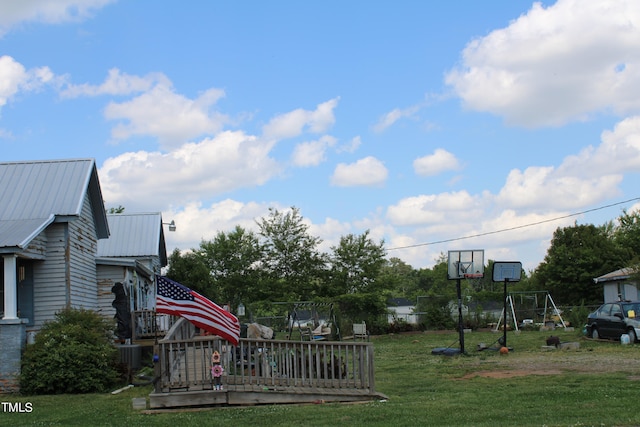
593 267 639 302
96 212 169 341
0 159 110 392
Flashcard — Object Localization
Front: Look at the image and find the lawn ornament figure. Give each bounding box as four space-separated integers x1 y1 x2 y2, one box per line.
211 351 224 390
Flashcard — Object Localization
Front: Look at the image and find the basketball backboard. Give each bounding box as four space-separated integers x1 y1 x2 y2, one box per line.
447 250 484 280
492 261 522 282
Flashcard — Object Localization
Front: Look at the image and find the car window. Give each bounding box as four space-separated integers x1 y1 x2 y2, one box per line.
611 304 622 317
599 304 613 316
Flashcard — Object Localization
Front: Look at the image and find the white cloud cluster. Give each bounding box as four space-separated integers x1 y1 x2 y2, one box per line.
331 156 388 187
0 55 53 109
262 98 339 140
413 149 461 177
105 85 228 149
61 68 169 98
0 0 114 36
99 130 280 209
445 0 640 127
291 135 337 167
373 105 420 133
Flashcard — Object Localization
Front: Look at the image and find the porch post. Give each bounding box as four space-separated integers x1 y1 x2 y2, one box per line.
3 254 18 320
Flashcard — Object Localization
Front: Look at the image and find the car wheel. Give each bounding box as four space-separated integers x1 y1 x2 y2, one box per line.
628 329 637 343
591 328 600 340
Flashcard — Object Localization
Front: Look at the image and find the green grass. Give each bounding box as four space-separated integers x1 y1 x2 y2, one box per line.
4 329 640 426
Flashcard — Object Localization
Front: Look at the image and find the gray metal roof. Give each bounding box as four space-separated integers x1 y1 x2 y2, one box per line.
594 267 634 283
97 213 167 266
0 159 109 250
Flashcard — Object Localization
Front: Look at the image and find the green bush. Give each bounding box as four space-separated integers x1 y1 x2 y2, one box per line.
20 308 120 395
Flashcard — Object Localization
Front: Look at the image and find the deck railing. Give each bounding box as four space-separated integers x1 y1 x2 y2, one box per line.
154 335 376 394
131 310 178 341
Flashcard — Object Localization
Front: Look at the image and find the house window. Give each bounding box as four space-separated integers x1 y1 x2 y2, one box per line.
618 283 626 301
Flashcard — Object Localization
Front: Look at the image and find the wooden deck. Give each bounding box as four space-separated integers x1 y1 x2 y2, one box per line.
149 332 386 409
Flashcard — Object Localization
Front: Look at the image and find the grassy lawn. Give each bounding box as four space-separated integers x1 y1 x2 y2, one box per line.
3 328 640 426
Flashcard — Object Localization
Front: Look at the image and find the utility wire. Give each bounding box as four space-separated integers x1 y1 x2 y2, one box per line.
386 196 640 252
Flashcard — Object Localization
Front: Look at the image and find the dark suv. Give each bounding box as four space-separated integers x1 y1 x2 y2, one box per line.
586 301 640 343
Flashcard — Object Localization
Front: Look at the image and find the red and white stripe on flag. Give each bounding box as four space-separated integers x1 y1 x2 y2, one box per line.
156 275 240 345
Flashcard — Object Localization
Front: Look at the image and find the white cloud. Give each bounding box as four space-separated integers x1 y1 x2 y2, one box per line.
331 156 388 187
61 68 169 98
413 148 462 176
104 84 228 149
163 199 273 250
496 115 640 209
373 105 420 133
386 191 481 227
99 130 280 209
0 55 54 109
497 166 622 210
445 0 640 127
262 98 339 140
0 0 114 36
337 135 361 153
291 135 337 167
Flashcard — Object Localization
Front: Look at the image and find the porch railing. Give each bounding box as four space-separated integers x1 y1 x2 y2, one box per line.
131 310 178 341
153 335 376 394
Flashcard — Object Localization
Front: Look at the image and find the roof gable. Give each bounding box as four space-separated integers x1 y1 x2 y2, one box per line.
0 159 109 249
594 267 635 283
97 213 168 266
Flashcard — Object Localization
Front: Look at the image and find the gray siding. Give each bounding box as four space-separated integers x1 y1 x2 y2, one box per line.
20 233 47 260
31 224 67 330
30 194 102 331
68 193 99 310
97 264 127 319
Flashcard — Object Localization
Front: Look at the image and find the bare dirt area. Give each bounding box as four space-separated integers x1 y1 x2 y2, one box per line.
444 340 640 381
459 369 563 379
458 347 640 379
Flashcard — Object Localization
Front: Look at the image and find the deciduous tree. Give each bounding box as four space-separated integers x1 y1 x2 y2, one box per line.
534 223 627 305
256 207 328 301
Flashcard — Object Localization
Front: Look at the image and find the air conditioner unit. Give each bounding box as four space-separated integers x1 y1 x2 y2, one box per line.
117 344 141 370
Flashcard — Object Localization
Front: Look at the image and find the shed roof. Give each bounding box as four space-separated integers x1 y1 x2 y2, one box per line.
0 159 109 250
97 213 168 267
593 267 635 283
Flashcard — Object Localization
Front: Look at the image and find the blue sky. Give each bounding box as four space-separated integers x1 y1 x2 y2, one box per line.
1 0 640 272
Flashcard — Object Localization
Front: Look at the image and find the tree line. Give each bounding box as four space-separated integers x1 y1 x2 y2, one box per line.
165 206 640 329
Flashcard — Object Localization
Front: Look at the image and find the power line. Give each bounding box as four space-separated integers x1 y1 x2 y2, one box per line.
386 196 640 252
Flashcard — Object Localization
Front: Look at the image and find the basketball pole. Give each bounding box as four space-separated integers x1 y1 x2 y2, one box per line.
502 278 509 348
456 277 465 354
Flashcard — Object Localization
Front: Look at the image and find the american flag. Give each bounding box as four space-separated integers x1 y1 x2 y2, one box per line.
156 275 240 345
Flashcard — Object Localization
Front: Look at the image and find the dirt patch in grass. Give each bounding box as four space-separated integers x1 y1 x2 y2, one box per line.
456 347 640 379
458 369 563 379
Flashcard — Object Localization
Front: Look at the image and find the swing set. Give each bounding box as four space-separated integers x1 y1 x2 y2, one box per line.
285 301 341 341
494 290 568 332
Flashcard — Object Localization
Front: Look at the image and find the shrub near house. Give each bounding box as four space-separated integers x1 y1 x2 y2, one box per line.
20 309 119 394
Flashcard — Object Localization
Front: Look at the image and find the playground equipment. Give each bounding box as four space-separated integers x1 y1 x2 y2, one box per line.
494 290 568 332
286 301 341 341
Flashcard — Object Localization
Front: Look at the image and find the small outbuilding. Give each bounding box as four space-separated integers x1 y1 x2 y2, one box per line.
594 267 639 302
387 297 417 324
